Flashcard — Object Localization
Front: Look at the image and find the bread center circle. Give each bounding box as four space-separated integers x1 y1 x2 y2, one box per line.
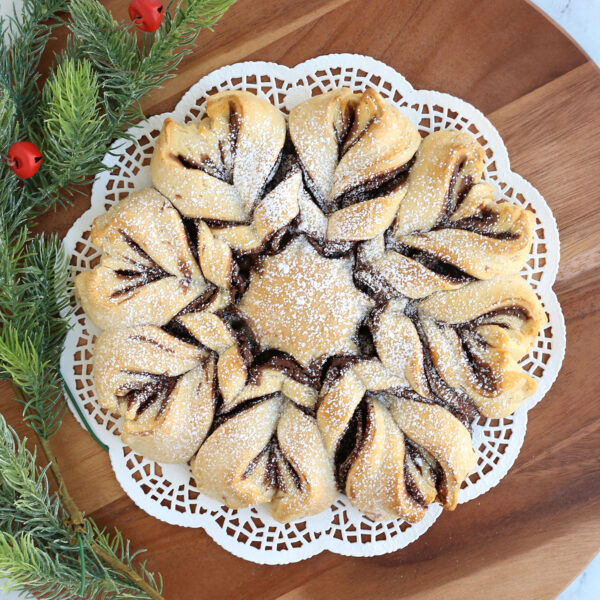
238 237 373 367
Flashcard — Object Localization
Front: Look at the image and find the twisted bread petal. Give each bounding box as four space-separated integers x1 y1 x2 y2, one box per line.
151 91 286 221
344 397 425 522
197 221 236 290
76 265 206 330
271 402 337 522
393 130 485 236
372 301 429 397
94 326 214 462
326 184 406 242
192 365 335 522
355 235 464 300
416 276 547 417
151 118 246 221
192 397 281 509
397 183 535 279
75 189 208 329
332 89 420 201
359 141 535 298
211 91 286 214
205 171 302 258
317 359 476 521
388 396 477 510
289 88 359 207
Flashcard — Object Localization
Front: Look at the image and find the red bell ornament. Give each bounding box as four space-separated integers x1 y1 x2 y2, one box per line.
7 141 42 179
129 0 163 33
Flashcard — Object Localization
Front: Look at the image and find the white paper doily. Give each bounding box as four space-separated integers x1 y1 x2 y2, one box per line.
61 54 566 564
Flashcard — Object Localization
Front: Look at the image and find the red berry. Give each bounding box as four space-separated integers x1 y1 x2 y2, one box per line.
7 141 42 179
129 0 163 33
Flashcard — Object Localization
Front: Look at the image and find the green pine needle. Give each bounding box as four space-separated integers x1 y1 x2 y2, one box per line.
0 233 72 439
40 57 107 192
0 415 163 599
0 0 236 595
0 0 68 140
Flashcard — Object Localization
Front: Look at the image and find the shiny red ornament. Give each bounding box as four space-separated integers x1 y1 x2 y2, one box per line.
7 141 42 179
128 0 163 32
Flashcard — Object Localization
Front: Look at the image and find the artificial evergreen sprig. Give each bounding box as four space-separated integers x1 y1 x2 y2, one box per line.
0 415 163 599
0 0 68 141
0 0 236 596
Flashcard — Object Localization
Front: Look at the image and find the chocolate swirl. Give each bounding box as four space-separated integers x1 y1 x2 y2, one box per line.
79 87 547 524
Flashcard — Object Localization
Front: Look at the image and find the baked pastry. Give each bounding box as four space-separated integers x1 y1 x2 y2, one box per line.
74 188 209 330
77 87 547 523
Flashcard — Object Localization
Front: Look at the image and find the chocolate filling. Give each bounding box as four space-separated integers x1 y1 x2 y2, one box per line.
444 305 530 393
242 435 303 492
160 319 204 348
306 235 355 258
353 248 402 303
334 101 356 158
333 159 413 211
173 153 230 183
340 115 376 158
404 302 479 429
474 305 531 323
249 350 315 388
440 207 519 240
174 286 219 317
110 231 171 299
354 314 377 358
334 396 371 491
317 355 362 394
404 438 447 505
181 217 200 261
453 326 497 393
262 136 299 197
215 305 259 368
227 100 241 164
127 335 175 354
117 372 179 418
385 232 476 283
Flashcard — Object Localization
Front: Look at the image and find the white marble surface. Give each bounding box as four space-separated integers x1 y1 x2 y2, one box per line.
533 0 600 65
0 0 598 598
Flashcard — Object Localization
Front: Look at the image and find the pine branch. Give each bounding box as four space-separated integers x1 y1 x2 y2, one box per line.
0 415 164 599
0 0 69 141
38 57 108 200
0 233 72 438
70 0 237 132
0 0 236 595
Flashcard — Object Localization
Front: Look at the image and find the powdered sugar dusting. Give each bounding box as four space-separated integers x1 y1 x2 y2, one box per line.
239 237 373 367
75 82 549 527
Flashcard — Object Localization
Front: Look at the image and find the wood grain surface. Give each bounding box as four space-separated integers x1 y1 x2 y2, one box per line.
2 1 599 599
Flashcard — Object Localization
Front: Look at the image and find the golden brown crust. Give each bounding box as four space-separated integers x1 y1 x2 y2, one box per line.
290 88 420 247
94 326 214 463
316 358 476 521
416 276 547 417
74 188 208 330
151 90 286 221
76 87 548 523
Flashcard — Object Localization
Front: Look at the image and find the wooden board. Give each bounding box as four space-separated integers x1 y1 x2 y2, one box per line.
2 1 599 598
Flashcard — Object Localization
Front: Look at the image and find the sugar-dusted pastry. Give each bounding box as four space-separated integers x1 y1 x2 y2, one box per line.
151 90 287 222
316 359 477 521
94 325 216 463
356 131 536 299
77 87 547 524
191 363 336 523
74 188 211 330
415 275 548 417
289 87 421 254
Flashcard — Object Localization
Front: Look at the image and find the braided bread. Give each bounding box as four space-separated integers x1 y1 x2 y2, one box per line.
77 87 547 523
